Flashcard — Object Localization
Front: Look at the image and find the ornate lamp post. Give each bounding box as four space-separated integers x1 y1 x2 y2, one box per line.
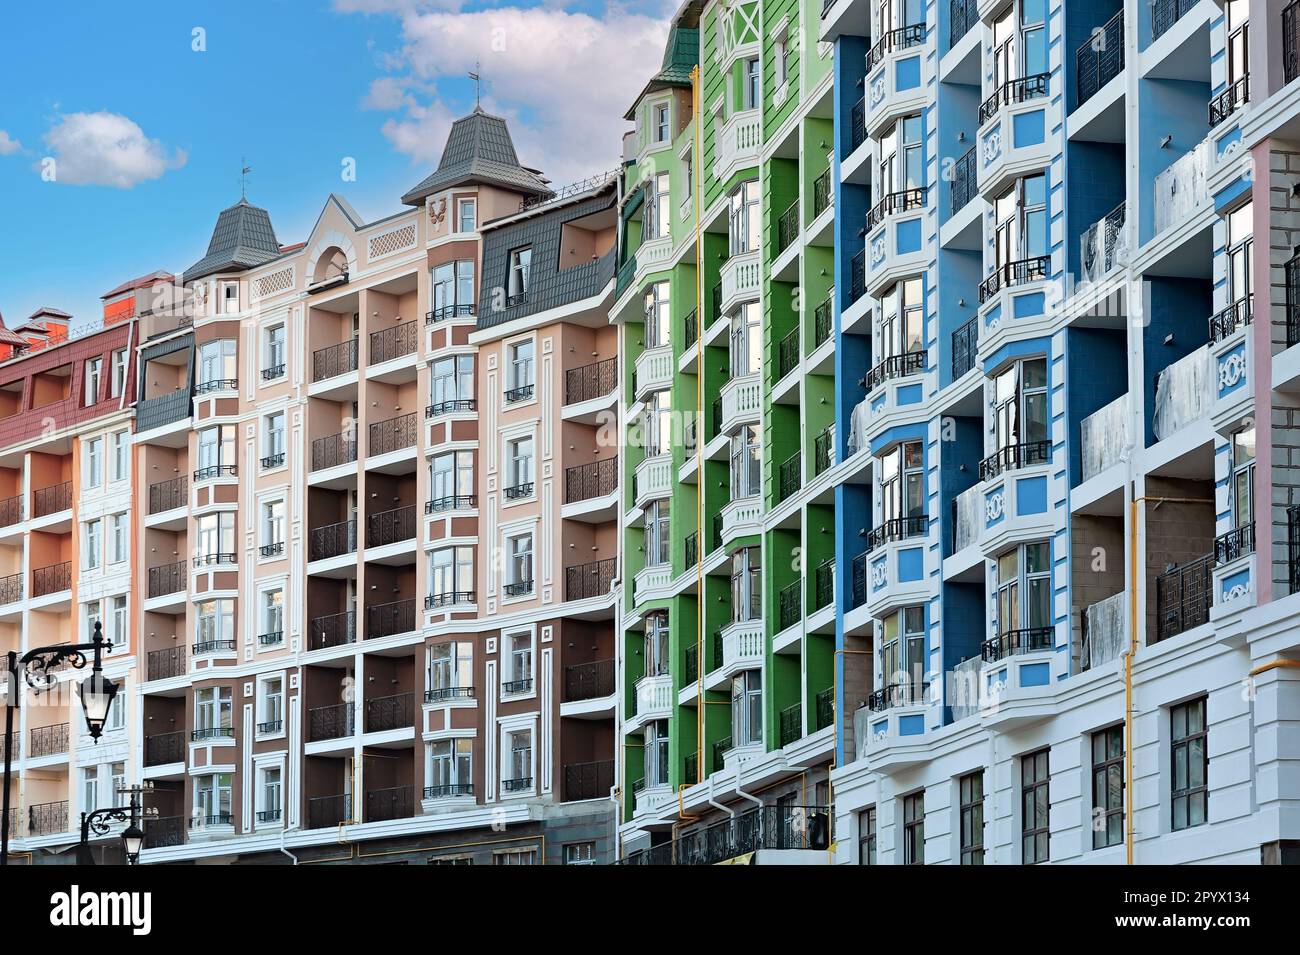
2 621 117 866
77 782 153 865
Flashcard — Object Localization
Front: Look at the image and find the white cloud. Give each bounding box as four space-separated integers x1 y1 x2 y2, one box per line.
349 6 668 186
364 76 417 110
0 131 21 155
41 111 186 188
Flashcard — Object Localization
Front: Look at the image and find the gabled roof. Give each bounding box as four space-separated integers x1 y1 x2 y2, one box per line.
101 270 174 299
400 109 551 207
624 26 699 119
182 197 282 283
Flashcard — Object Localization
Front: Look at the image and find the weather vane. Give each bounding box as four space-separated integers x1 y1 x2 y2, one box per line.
469 63 482 111
240 157 251 199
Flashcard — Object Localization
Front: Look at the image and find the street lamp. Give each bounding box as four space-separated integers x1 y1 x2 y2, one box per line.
2 621 116 867
121 823 145 864
78 782 152 866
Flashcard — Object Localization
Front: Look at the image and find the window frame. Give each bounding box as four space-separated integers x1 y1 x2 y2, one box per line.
1021 747 1050 863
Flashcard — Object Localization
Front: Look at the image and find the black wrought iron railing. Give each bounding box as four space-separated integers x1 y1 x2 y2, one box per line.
147 560 186 598
778 328 799 380
425 686 474 703
779 704 801 747
258 631 283 647
190 725 234 741
503 579 534 598
0 573 22 605
369 320 418 365
978 255 1050 302
309 519 356 561
849 248 866 303
951 145 976 216
563 760 614 802
144 731 185 767
367 504 416 547
193 463 237 482
866 188 926 232
144 815 186 849
684 308 698 348
192 638 235 655
426 494 476 513
312 338 359 382
310 431 357 471
950 0 975 47
867 515 929 551
814 426 834 476
815 687 834 730
365 692 413 732
565 659 615 701
149 476 187 513
424 783 474 799
778 199 800 253
850 552 869 608
814 297 833 347
147 646 186 681
259 542 284 558
28 800 69 836
32 561 71 597
979 439 1051 480
866 24 927 72
850 97 866 152
618 804 834 865
1209 75 1249 127
504 384 535 403
194 378 237 395
1209 295 1252 343
29 722 69 758
1076 10 1124 108
427 398 476 418
779 452 802 503
307 794 351 829
308 702 355 742
261 363 285 381
365 785 414 822
814 558 834 611
565 457 618 503
261 452 285 470
368 412 417 456
504 482 534 501
1214 523 1255 564
366 599 417 639
865 350 924 390
813 168 833 218
565 558 616 602
952 315 978 380
503 678 534 695
426 303 474 324
978 73 1049 126
0 494 22 527
309 610 356 650
685 530 699 568
982 627 1054 662
425 591 474 609
1152 0 1197 41
33 481 72 517
565 357 617 404
779 580 801 631
867 682 927 711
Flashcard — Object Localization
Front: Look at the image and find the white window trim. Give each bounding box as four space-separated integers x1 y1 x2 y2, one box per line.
503 334 539 408
497 712 539 799
500 625 536 700
255 672 287 741
500 422 538 507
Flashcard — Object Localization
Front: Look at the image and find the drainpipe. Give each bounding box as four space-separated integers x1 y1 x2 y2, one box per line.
279 819 300 865
707 776 734 819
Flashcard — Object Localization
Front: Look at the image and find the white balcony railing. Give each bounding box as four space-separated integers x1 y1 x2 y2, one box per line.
721 621 764 671
714 110 762 183
634 344 673 397
720 250 762 313
1080 394 1129 481
634 673 673 717
720 374 762 434
634 453 672 505
1153 345 1211 441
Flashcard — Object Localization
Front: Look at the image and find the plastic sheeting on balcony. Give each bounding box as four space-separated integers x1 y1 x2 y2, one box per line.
1154 140 1212 236
1081 591 1126 671
1080 394 1130 481
847 397 872 456
949 655 984 722
1079 203 1128 286
953 484 982 553
1152 345 1211 442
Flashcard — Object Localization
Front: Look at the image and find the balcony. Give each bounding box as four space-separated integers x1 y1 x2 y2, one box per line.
719 250 762 315
146 561 186 600
778 328 799 380
424 783 474 800
193 463 236 482
950 0 974 46
365 692 414 732
260 452 285 470
719 374 761 435
366 598 417 639
426 493 476 514
308 702 355 742
564 759 614 802
33 481 72 518
777 199 800 254
426 304 474 324
1155 140 1212 236
1080 395 1128 482
307 794 352 829
1215 523 1255 565
424 686 474 703
634 672 673 718
426 398 476 419
565 457 617 503
504 384 535 404
950 146 976 216
565 358 617 405
0 494 21 527
193 552 236 569
1209 296 1251 344
978 73 1049 127
309 519 357 561
503 578 534 598
1209 76 1248 128
190 725 233 741
136 388 191 432
194 377 237 396
867 515 928 552
368 412 417 457
564 659 614 701
633 454 671 506
1153 346 1211 441
983 627 1053 663
978 255 1049 303
147 646 186 681
951 316 978 380
312 338 359 382
309 610 356 650
866 682 926 712
866 23 926 72
633 344 672 399
849 248 866 303
813 168 832 219
261 364 285 381
144 731 186 767
144 815 186 849
813 559 834 613
778 452 801 503
565 558 616 601
619 805 833 865
865 351 924 391
713 109 761 184
813 426 834 476
1075 10 1123 109
779 704 801 747
1080 592 1126 672
365 785 414 822
425 591 475 610
0 573 21 604
1152 0 1197 41
29 722 69 758
866 188 925 233
369 320 418 365
721 620 764 673
951 485 982 554
28 800 69 836
31 561 71 598
778 580 801 632
979 440 1050 481
814 297 833 348
1079 202 1127 285
148 476 187 514
367 504 416 548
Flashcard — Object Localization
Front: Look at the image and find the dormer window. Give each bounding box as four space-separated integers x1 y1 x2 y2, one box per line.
508 247 532 305
655 104 670 142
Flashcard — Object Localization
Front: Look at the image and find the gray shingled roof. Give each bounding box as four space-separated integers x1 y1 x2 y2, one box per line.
400 109 551 207
182 198 282 283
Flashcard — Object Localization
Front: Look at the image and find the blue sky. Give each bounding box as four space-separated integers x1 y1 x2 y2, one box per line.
0 0 669 329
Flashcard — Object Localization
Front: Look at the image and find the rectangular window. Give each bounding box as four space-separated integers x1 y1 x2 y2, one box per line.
743 56 760 109
196 424 236 473
83 519 102 570
429 546 474 601
429 451 474 508
995 540 1051 640
506 729 533 787
655 103 670 142
84 436 104 488
194 686 233 734
110 349 128 398
879 606 925 701
959 772 984 864
993 357 1048 456
643 281 670 347
683 148 693 199
431 260 476 319
262 499 285 548
878 114 923 196
730 670 763 745
108 513 127 563
508 247 532 300
427 641 473 696
642 390 672 457
644 172 670 241
84 356 103 405
902 791 925 865
1230 427 1255 531
263 411 286 466
493 848 537 865
107 594 127 649
645 719 670 786
644 612 670 676
508 339 535 392
879 440 923 523
730 547 762 622
1091 726 1124 849
564 842 596 865
264 324 286 376
195 773 233 824
858 807 877 864
82 767 99 813
729 424 762 499
729 300 761 375
1171 697 1208 831
507 535 534 590
507 437 534 490
508 632 532 686
879 277 924 360
110 430 129 482
1021 748 1050 863
195 599 235 647
728 180 761 255
458 198 477 233
262 588 283 637
196 512 236 561
429 738 473 793
429 354 474 409
259 677 284 730
643 499 671 567
197 339 237 391
261 766 282 819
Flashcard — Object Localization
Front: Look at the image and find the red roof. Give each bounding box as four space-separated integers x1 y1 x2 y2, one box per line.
100 270 175 299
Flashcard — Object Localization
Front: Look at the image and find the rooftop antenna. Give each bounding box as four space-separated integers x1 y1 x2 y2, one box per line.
469 63 482 112
240 157 251 200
